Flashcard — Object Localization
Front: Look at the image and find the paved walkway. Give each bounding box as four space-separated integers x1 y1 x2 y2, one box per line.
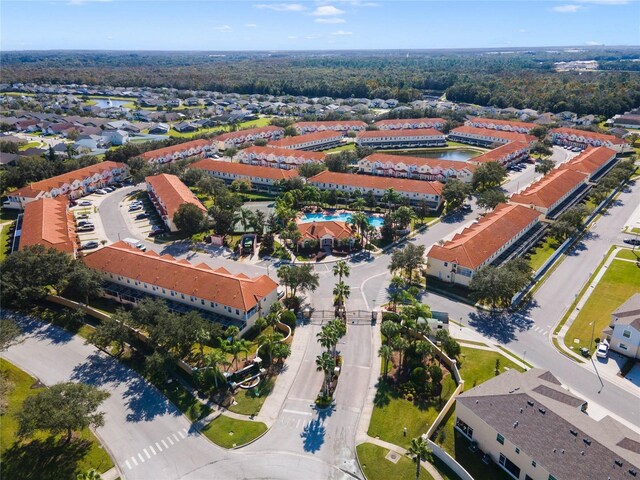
364 436 445 480
355 311 382 445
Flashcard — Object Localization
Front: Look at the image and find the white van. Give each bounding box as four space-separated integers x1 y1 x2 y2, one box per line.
122 237 147 252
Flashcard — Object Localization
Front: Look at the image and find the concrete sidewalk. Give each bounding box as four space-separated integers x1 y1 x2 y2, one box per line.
355 312 382 445
364 436 445 480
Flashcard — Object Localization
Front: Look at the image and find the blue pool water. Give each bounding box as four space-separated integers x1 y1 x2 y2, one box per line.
300 212 384 228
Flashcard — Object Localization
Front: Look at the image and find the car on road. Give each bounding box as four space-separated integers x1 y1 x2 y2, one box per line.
596 340 609 358
135 213 149 220
623 237 640 246
78 200 92 206
129 204 143 212
81 241 99 250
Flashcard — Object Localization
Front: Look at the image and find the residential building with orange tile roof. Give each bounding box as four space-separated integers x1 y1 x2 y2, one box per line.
139 139 216 164
426 203 542 286
145 174 207 232
214 126 284 150
356 128 446 149
465 117 537 133
510 168 588 215
267 130 343 151
550 128 631 153
293 120 367 134
375 117 446 131
308 170 443 210
296 221 356 250
560 146 618 181
3 161 129 210
18 197 77 256
190 158 299 190
358 153 476 183
469 141 531 166
84 241 278 329
236 146 326 170
448 126 536 148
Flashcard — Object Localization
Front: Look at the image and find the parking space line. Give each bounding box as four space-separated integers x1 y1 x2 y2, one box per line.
125 460 132 470
143 447 151 458
173 433 181 442
183 428 188 436
178 431 185 439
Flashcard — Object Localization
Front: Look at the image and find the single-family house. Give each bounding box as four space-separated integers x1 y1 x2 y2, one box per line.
602 294 640 360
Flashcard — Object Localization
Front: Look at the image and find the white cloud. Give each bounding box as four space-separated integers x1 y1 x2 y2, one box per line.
330 30 352 35
67 0 111 5
577 0 630 4
517 28 528 33
254 3 306 11
312 5 345 16
315 17 346 23
551 4 583 12
214 25 233 32
288 35 298 39
586 40 602 45
244 23 258 28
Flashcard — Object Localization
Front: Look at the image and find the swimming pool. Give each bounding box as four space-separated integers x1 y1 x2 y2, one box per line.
300 212 385 228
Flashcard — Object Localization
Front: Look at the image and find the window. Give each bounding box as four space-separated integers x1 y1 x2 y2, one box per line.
497 434 505 445
549 476 557 480
455 418 473 439
619 343 628 350
515 447 520 454
532 460 536 467
623 330 631 338
499 454 521 479
181 294 185 299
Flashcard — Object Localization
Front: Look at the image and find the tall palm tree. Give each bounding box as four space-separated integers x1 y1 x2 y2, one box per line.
315 351 336 398
333 281 351 308
393 336 410 372
258 331 284 363
382 188 401 212
234 207 255 233
332 260 350 284
328 318 347 339
217 337 233 371
317 328 337 354
378 344 393 379
407 436 431 480
228 342 245 371
380 320 401 345
205 350 227 388
237 338 252 361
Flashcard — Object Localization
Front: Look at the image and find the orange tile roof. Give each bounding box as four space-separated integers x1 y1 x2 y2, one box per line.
145 173 206 221
10 161 127 199
308 171 443 196
450 126 536 144
375 117 446 128
470 141 530 164
268 130 342 148
242 145 326 162
357 128 444 139
216 126 283 141
84 241 278 311
140 139 212 161
297 221 354 242
560 146 617 177
362 153 476 172
467 117 537 131
19 197 76 254
550 128 627 145
427 203 541 270
510 168 588 209
190 159 299 181
293 120 367 130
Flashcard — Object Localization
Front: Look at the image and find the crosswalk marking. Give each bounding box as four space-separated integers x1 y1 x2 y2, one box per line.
138 453 145 463
167 436 174 445
143 448 151 459
178 431 185 439
155 442 163 452
162 439 169 448
131 456 138 467
149 445 156 455
125 460 132 470
173 433 180 442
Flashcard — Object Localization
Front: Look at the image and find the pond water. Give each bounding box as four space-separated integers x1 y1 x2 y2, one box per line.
90 98 131 108
300 212 385 228
391 148 479 162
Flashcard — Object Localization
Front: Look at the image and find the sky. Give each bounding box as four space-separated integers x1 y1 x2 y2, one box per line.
1 0 639 51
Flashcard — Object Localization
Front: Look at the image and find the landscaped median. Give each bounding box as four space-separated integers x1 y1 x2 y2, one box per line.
201 414 267 449
356 443 437 480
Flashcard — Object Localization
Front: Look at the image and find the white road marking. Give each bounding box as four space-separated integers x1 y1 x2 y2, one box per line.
138 453 145 463
167 436 174 445
149 445 156 455
178 431 186 439
131 456 138 467
173 433 180 442
183 428 188 436
155 442 163 452
542 330 548 335
125 460 132 470
283 408 313 416
162 439 169 448
143 448 151 459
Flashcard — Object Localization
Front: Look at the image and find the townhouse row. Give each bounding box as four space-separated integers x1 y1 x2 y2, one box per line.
145 173 207 232
357 153 476 183
374 117 446 131
356 128 447 149
549 127 632 154
447 126 537 148
465 116 537 133
236 145 326 170
268 130 343 151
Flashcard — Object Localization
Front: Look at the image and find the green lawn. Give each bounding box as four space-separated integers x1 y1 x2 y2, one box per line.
0 359 114 480
368 376 456 449
616 248 640 261
0 221 13 261
201 414 267 448
18 141 41 151
356 443 435 480
166 117 272 139
527 236 560 272
458 347 524 390
324 143 356 153
227 377 275 416
565 258 640 352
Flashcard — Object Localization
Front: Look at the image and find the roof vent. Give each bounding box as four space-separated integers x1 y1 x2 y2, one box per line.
561 449 565 454
570 429 578 436
581 451 585 456
583 438 591 446
614 460 623 467
629 469 637 477
553 448 557 453
513 421 519 428
476 400 479 404
520 408 523 414
538 408 546 414
527 400 534 407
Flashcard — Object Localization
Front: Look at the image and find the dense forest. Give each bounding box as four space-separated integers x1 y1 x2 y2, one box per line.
2 48 639 116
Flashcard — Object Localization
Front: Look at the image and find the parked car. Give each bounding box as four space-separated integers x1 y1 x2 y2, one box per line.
135 213 149 220
77 226 95 232
596 340 609 358
77 220 94 227
81 241 99 250
78 200 92 206
149 227 165 237
623 237 640 246
461 204 472 212
129 205 143 212
76 214 89 220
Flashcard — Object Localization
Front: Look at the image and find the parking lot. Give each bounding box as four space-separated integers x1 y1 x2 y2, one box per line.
120 190 166 240
70 190 112 252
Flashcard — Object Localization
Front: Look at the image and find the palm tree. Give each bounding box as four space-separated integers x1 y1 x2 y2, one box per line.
407 436 431 480
225 326 240 342
76 469 102 480
378 344 393 379
382 188 401 212
348 211 369 246
388 289 404 312
258 331 284 363
332 260 350 284
327 318 347 339
393 336 410 372
272 342 291 366
205 350 228 388
381 320 401 345
333 281 351 308
317 328 337 354
414 340 433 365
237 338 252 361
228 342 245 371
234 207 255 233
217 337 233 371
315 351 336 398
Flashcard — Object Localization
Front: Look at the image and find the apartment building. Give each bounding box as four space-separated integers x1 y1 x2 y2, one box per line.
358 153 476 183
145 174 207 233
190 158 299 190
236 145 326 170
293 120 367 134
510 168 588 216
268 131 343 151
139 139 216 164
550 128 631 154
215 126 285 150
356 128 446 149
469 141 531 166
465 117 537 133
374 117 446 131
560 146 618 181
448 126 536 148
18 197 77 257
